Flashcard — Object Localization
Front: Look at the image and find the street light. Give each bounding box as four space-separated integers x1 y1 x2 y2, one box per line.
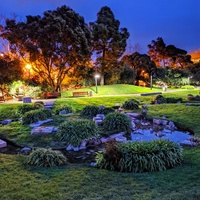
94 74 100 94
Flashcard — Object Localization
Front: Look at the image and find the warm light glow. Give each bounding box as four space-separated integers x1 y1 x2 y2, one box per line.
94 74 100 79
25 64 31 69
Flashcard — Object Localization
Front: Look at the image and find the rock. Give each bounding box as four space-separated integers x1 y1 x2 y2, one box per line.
2 119 12 125
0 139 7 148
155 131 166 137
31 126 55 135
180 140 198 147
79 140 87 149
66 145 73 151
153 118 161 125
90 162 96 167
72 146 80 151
21 147 31 152
131 121 136 129
109 132 125 139
115 136 127 142
95 119 103 126
93 117 102 122
96 114 105 120
59 110 67 115
168 121 176 129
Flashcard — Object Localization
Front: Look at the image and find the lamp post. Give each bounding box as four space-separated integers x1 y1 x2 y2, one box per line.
94 74 100 94
150 73 153 90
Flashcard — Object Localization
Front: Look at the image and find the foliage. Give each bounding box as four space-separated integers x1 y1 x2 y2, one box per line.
102 112 132 134
98 106 115 115
17 104 35 116
152 94 182 104
181 85 195 89
80 105 99 117
121 52 156 86
147 37 192 68
57 119 99 146
90 6 129 85
0 54 23 90
2 5 92 91
187 94 200 101
22 109 52 124
119 66 135 84
9 81 42 98
53 105 75 115
33 101 44 109
95 140 183 173
27 148 67 167
122 98 140 110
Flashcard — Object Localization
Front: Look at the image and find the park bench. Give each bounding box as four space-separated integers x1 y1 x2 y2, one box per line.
73 91 89 97
44 92 61 99
0 96 5 102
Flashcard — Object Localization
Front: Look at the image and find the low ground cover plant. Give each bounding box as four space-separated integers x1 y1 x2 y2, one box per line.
27 148 67 167
95 139 183 173
57 119 99 146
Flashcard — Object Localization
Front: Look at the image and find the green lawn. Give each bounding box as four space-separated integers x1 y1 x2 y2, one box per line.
0 85 200 200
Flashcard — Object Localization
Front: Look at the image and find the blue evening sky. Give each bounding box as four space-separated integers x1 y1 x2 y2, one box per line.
0 0 199 53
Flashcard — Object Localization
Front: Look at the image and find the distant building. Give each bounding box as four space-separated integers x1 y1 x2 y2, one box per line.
190 52 200 63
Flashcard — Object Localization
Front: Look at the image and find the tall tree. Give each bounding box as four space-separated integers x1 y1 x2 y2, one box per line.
148 37 192 68
122 52 157 86
1 5 92 91
0 53 23 96
90 6 129 85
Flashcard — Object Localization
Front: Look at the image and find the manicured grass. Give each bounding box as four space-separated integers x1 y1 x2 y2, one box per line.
0 146 200 200
0 85 200 199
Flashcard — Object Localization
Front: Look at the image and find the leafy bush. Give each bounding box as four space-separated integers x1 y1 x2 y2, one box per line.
17 104 35 115
27 148 67 167
53 105 75 115
187 94 200 101
81 105 99 117
22 109 52 124
181 85 195 89
122 99 140 110
102 112 132 134
95 140 183 173
57 120 99 146
153 95 167 104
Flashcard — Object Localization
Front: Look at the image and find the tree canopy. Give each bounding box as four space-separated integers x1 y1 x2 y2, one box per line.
90 6 129 85
1 5 92 91
148 37 192 68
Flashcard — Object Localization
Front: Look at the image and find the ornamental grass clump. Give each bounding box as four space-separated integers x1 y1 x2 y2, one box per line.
17 104 35 116
95 140 183 173
81 105 99 117
53 105 75 115
122 99 140 110
27 148 67 167
102 112 132 135
57 120 99 146
22 109 52 124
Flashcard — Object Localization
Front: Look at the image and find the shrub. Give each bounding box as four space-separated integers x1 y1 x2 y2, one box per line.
27 148 67 167
17 104 35 115
166 97 182 103
53 105 75 115
57 120 99 146
102 112 132 134
95 140 183 173
153 95 167 104
181 85 195 89
98 107 115 115
122 99 140 110
81 105 99 117
22 109 52 124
